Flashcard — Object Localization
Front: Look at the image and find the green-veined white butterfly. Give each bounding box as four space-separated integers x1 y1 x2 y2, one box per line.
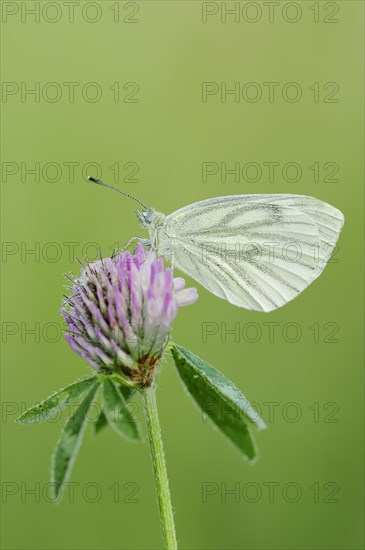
88 177 344 312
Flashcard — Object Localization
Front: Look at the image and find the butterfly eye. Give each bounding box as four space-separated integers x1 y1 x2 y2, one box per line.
144 211 153 224
136 209 153 226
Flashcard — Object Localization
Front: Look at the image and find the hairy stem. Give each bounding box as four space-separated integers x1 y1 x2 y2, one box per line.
142 385 178 549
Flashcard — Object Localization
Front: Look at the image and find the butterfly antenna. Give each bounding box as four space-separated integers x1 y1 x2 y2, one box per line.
87 176 149 210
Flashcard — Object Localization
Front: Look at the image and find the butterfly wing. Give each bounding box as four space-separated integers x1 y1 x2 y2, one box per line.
160 195 344 312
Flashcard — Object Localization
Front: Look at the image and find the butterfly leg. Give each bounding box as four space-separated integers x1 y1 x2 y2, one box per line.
162 251 175 273
119 236 149 253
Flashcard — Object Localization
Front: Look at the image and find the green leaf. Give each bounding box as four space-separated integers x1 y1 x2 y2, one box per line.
119 385 136 401
94 385 137 436
52 381 99 499
94 410 108 435
17 376 98 425
171 343 265 462
102 378 140 441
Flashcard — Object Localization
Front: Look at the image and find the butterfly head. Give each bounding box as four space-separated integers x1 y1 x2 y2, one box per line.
137 208 154 227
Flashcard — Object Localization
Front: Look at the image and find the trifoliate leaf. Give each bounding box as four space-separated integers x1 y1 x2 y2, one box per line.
51 381 99 498
94 385 137 436
171 343 265 462
17 376 98 424
102 378 140 441
94 410 108 435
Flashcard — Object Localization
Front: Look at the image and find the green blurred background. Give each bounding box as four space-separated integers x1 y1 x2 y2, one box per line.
1 1 364 549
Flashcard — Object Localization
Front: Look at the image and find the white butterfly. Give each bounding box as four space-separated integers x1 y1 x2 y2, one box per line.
89 178 344 312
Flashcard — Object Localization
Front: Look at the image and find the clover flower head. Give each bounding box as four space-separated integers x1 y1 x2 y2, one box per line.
61 243 198 387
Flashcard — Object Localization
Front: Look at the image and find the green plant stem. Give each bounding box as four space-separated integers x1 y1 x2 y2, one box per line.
142 385 178 550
